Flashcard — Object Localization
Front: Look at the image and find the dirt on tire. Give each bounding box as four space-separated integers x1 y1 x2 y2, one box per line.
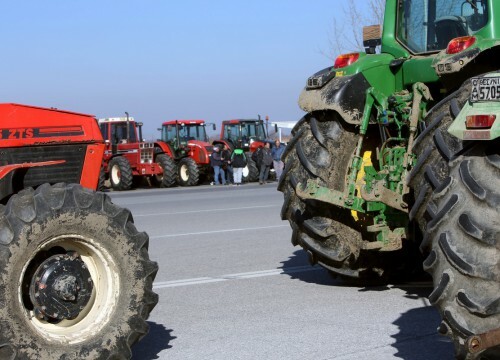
278 112 422 283
0 183 159 359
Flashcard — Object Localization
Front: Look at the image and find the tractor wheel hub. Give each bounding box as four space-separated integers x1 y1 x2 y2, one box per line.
30 251 93 321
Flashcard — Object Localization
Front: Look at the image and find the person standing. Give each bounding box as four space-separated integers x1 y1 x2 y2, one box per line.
258 142 273 185
271 139 286 181
210 145 226 185
230 148 247 186
221 144 233 185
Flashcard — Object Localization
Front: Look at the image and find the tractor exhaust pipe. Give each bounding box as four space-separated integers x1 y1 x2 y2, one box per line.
125 111 130 142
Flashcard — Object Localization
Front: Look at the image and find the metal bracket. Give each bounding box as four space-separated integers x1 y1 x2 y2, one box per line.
467 327 500 355
363 225 404 251
295 179 365 212
360 181 408 213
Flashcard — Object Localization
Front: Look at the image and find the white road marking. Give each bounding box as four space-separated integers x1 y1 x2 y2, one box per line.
153 265 323 289
150 224 289 239
134 204 279 217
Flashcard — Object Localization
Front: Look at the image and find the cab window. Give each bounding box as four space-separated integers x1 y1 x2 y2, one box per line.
397 0 488 53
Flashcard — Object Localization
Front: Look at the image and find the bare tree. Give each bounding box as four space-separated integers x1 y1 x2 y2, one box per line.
323 0 386 60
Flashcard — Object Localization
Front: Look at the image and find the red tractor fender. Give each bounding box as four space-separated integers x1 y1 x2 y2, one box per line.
153 141 174 158
187 140 211 165
213 139 231 149
249 140 266 153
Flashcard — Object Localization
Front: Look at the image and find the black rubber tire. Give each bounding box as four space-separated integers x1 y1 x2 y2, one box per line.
108 157 133 191
98 168 107 191
0 183 159 359
151 154 177 188
408 80 471 234
177 157 200 186
278 113 420 282
242 155 259 183
421 141 500 360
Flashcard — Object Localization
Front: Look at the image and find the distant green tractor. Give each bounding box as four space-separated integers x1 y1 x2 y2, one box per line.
279 0 499 358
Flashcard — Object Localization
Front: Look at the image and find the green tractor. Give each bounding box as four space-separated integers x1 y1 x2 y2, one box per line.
279 0 499 358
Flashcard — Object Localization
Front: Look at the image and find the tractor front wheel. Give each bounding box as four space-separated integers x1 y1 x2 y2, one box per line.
178 157 200 186
108 157 133 191
0 183 158 359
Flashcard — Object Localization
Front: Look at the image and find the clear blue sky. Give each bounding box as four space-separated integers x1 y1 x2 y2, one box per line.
1 0 368 138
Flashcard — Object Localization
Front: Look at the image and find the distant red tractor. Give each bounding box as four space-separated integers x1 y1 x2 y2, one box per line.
159 120 214 186
216 118 274 182
0 103 158 358
99 115 176 190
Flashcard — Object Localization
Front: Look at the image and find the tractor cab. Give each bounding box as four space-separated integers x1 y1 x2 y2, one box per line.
160 120 212 158
220 119 267 152
159 120 214 186
396 0 488 53
99 116 145 152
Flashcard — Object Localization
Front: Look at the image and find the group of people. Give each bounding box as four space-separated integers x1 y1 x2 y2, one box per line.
210 139 285 186
210 143 247 186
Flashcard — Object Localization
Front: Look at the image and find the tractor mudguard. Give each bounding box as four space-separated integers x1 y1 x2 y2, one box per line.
298 72 371 125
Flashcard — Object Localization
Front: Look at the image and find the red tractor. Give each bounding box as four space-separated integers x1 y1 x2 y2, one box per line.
159 119 214 186
216 118 274 182
99 114 177 190
0 103 158 359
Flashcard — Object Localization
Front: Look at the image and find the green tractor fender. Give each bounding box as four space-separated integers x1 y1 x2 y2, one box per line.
298 53 398 125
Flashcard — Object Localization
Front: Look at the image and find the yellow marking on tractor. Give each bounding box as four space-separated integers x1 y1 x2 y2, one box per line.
351 151 372 221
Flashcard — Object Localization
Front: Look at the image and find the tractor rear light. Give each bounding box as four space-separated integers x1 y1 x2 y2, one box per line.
446 36 476 54
466 115 496 129
334 53 360 69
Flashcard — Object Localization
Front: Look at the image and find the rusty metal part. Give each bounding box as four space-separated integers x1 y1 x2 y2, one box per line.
467 327 500 354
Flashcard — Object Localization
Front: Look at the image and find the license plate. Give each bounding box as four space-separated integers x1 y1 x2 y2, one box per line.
470 77 500 102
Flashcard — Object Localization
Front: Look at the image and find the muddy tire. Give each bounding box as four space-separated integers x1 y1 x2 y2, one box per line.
151 154 177 188
178 157 199 186
0 183 158 359
108 156 133 191
421 141 500 359
278 113 419 282
408 80 471 232
242 155 259 183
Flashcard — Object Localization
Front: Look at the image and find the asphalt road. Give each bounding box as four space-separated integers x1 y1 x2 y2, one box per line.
107 183 455 360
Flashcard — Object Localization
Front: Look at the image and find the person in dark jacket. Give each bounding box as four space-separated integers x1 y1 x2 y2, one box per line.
230 148 247 186
221 144 233 185
210 146 226 185
258 142 273 185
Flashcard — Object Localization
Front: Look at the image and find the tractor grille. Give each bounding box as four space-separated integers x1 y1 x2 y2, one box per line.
140 142 154 164
3 144 86 188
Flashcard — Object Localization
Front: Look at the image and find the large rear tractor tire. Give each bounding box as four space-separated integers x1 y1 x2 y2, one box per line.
409 78 500 359
278 112 421 283
0 183 158 359
108 157 133 191
242 155 259 183
178 157 200 186
421 141 500 359
151 154 177 188
408 80 471 232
